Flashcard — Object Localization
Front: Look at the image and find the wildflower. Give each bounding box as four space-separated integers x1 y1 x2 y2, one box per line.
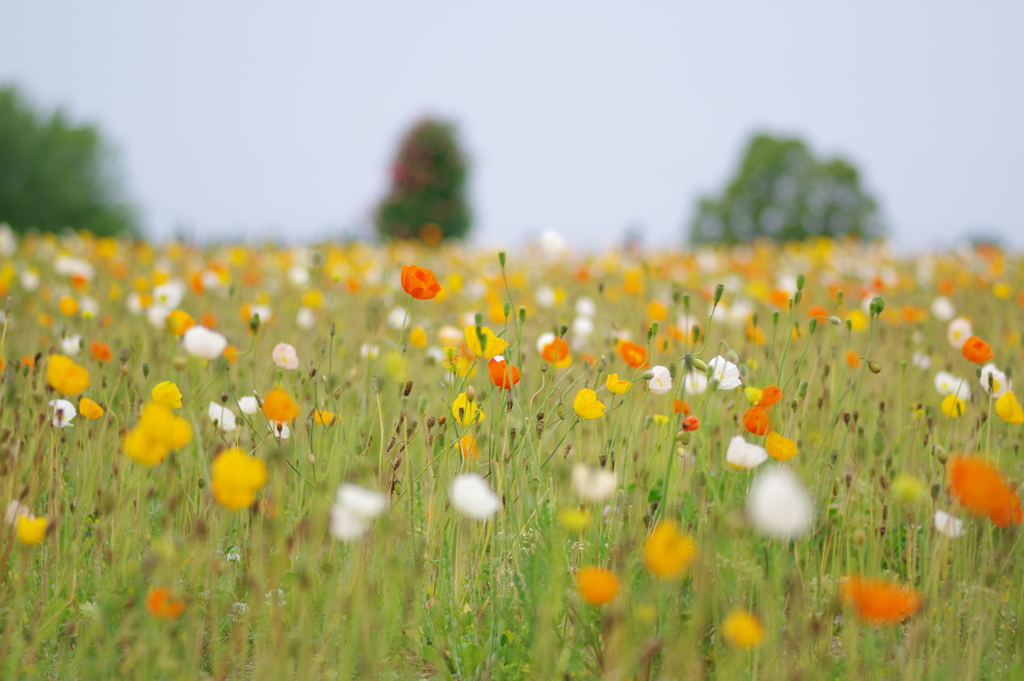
208 402 238 431
211 448 269 510
744 386 763 404
49 399 77 427
652 414 670 426
618 341 647 369
647 365 672 395
948 456 1022 527
673 398 691 414
760 385 782 408
708 355 742 390
314 410 339 425
911 351 931 370
940 394 966 418
459 433 480 459
465 325 507 359
262 388 300 422
329 483 387 541
765 432 797 461
238 396 259 415
930 296 955 321
606 373 632 394
146 587 185 619
684 371 708 394
933 510 964 538
643 520 697 579
78 397 104 419
980 364 1011 397
16 515 49 545
742 406 771 436
58 296 79 316
166 310 196 336
449 473 501 520
726 436 768 470
573 388 605 419
61 334 83 356
892 474 925 504
575 296 596 317
721 610 765 649
934 371 971 400
841 576 923 625
182 326 228 360
123 403 193 466
746 467 812 539
409 326 428 348
151 381 183 409
962 336 994 364
571 463 617 501
681 415 700 431
557 507 591 532
451 392 485 425
947 317 972 349
90 341 113 363
575 567 620 606
539 335 571 367
47 354 90 395
400 265 441 300
360 343 380 360
996 391 1024 424
153 281 185 308
271 342 299 370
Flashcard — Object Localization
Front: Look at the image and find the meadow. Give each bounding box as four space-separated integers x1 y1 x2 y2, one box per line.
1 228 1022 680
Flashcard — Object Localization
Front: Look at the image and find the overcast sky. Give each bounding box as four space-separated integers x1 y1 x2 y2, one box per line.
2 2 1022 250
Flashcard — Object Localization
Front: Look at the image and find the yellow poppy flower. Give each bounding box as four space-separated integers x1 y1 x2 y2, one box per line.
211 448 269 510
452 392 485 425
573 389 605 420
464 325 507 359
605 373 632 395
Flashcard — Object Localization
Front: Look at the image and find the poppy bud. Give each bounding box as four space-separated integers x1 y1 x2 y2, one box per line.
120 348 131 362
772 311 780 325
853 528 866 545
868 361 881 374
808 318 817 334
250 314 261 333
798 380 808 399
691 357 708 372
649 321 658 338
796 273 805 291
642 371 654 380
306 453 316 465
726 350 741 365
418 395 428 412
870 296 885 315
713 283 724 305
828 316 841 325
466 386 476 403
503 301 511 318
498 251 506 267
555 404 566 419
142 363 149 378
519 307 527 322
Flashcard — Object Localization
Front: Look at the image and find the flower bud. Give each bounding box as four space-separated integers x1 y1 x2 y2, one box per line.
713 283 724 305
828 315 841 325
498 251 506 267
868 361 881 374
142 362 149 378
796 273 805 291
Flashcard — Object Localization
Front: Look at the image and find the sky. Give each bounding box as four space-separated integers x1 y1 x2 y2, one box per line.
1 1 1023 250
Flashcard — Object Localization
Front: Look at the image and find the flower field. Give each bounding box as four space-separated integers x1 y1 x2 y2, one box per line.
2 228 1024 680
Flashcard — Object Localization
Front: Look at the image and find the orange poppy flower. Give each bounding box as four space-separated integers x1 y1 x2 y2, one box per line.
742 406 771 436
961 336 994 364
576 567 620 606
806 305 829 319
541 338 569 363
223 345 240 364
487 357 521 389
948 456 1022 527
841 576 922 625
90 341 113 363
681 415 700 431
618 341 648 369
262 388 300 422
400 265 441 300
760 385 782 408
146 587 186 619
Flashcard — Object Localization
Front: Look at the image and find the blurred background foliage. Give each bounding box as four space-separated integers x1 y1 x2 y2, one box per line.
0 85 136 237
689 134 883 245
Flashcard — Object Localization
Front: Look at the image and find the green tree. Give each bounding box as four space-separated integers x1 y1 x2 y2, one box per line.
0 85 135 236
689 134 882 245
376 118 470 242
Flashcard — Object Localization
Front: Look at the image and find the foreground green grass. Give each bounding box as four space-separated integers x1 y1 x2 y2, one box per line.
1 234 1023 679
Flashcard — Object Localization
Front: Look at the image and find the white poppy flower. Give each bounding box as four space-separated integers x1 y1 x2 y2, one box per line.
536 286 557 309
329 505 371 541
572 316 594 337
571 463 617 501
61 335 83 356
238 396 259 415
387 306 409 330
329 483 388 541
933 510 964 538
911 351 931 370
575 297 596 318
49 399 77 428
684 371 708 395
20 269 40 291
930 296 955 321
934 371 971 400
79 296 100 319
269 422 290 440
746 467 813 539
287 265 310 288
980 364 1011 398
726 435 768 470
272 343 299 370
296 307 316 330
648 365 673 395
147 305 171 329
183 326 228 360
208 402 238 431
153 281 185 309
947 317 972 349
708 356 742 390
437 325 462 347
450 473 501 520
360 343 380 360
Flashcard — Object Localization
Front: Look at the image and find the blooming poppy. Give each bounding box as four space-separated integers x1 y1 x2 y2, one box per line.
760 385 782 408
606 373 632 395
451 392 485 425
459 434 479 459
487 356 520 389
576 567 620 606
742 406 771 436
400 265 441 300
262 388 300 422
765 432 797 461
47 354 90 395
940 394 966 418
272 342 299 370
151 381 183 409
721 610 765 649
409 326 428 348
618 341 648 369
643 521 697 579
465 326 507 359
16 515 49 545
314 410 339 426
673 398 691 415
166 310 196 336
996 391 1024 424
541 337 570 364
681 415 700 431
573 389 605 420
90 341 113 363
78 397 104 419
146 587 186 619
123 402 193 466
948 456 1022 527
962 336 994 364
211 448 269 510
841 576 922 625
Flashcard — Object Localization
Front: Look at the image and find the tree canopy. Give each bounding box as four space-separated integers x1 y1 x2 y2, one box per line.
0 85 135 236
375 119 470 243
689 134 883 245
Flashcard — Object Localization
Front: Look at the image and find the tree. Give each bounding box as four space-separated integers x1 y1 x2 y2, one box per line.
0 85 135 236
688 134 883 245
375 118 470 243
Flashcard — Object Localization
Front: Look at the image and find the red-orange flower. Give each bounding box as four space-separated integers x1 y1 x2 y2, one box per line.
841 576 922 625
262 388 301 422
618 341 648 369
760 385 782 408
742 406 771 436
400 265 441 300
146 587 185 619
487 357 521 389
961 336 994 364
541 338 569 363
948 456 1023 527
673 398 691 415
90 341 113 363
681 415 700 432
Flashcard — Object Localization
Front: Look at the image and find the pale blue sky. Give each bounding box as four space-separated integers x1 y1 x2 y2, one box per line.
1 1 1022 249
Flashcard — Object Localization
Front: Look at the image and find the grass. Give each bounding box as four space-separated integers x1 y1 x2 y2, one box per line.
1 234 1022 680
